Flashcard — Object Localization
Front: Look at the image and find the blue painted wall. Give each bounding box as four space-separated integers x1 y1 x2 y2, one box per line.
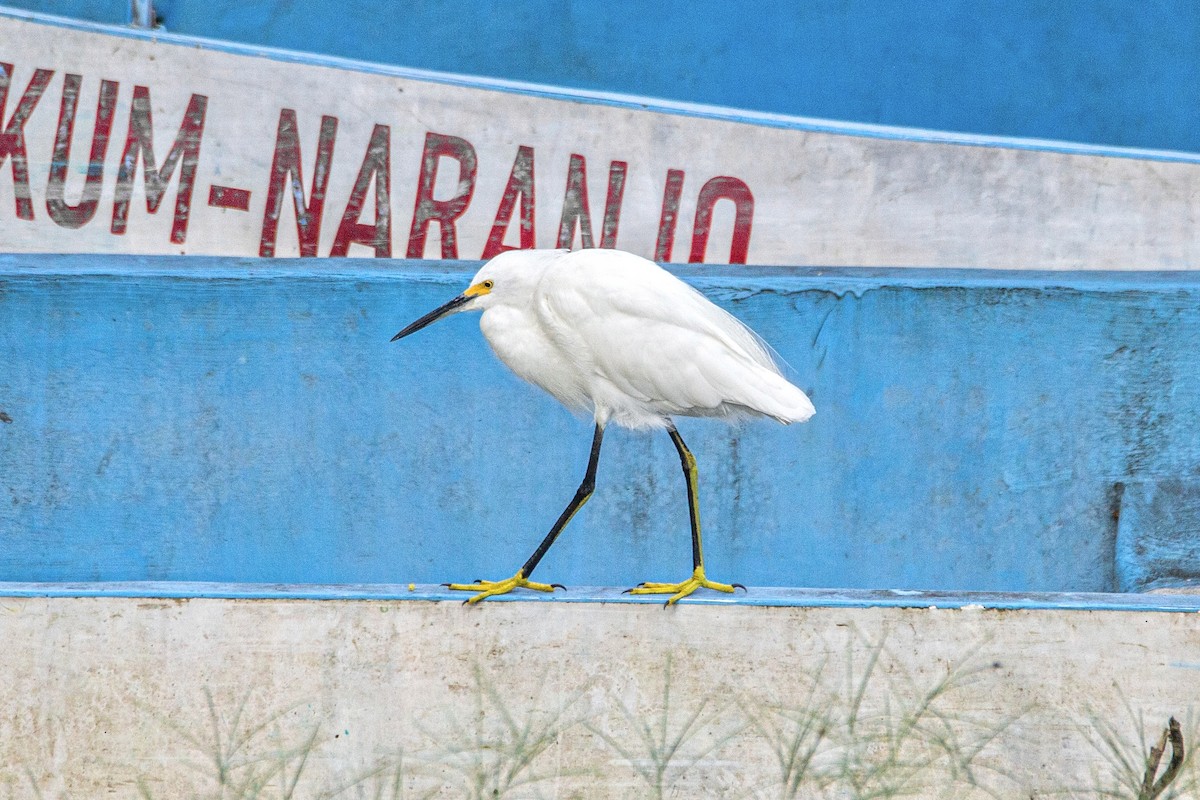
3 255 1199 592
6 0 1199 153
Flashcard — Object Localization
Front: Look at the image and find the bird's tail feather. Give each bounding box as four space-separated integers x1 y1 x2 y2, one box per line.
719 362 815 424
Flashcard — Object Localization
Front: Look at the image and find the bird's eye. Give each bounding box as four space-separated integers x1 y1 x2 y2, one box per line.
482 280 494 290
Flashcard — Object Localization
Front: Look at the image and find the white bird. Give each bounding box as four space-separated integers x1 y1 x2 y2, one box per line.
392 248 814 604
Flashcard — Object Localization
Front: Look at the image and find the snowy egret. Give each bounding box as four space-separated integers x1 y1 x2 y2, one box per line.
392 248 814 604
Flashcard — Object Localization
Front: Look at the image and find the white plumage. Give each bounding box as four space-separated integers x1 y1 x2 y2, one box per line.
393 248 813 604
473 248 814 429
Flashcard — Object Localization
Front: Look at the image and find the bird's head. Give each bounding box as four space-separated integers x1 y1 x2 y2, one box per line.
391 249 564 342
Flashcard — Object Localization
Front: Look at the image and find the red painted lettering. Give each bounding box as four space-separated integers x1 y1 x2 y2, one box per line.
556 153 593 249
653 168 685 261
331 124 391 257
0 64 54 221
557 155 628 250
259 110 338 257
46 75 118 229
600 161 627 249
482 144 535 258
406 132 477 259
689 176 754 264
208 185 251 211
110 86 208 244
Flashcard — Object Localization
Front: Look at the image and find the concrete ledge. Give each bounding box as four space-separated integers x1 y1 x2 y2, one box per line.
3 593 1199 798
5 581 1200 613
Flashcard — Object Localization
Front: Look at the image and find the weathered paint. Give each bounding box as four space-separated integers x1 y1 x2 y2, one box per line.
1116 480 1200 592
2 594 1200 798
2 10 1200 268
3 255 1200 593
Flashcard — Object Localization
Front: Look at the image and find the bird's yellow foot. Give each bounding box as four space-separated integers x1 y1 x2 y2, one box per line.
625 567 746 605
445 571 564 604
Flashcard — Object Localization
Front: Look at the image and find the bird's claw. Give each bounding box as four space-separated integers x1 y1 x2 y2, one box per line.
625 567 741 605
445 572 563 604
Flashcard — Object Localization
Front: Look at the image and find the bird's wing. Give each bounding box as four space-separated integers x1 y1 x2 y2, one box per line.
535 250 805 420
548 250 779 369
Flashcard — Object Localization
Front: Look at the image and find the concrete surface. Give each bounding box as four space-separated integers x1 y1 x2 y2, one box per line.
1 591 1198 798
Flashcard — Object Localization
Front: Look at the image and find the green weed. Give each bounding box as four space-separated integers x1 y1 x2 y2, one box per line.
742 629 1020 799
1078 697 1197 800
416 663 588 799
135 687 322 800
587 654 747 800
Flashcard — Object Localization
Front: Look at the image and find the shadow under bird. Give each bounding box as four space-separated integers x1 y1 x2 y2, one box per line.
392 248 814 604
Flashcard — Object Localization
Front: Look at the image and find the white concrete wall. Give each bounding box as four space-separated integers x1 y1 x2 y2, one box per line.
2 10 1199 269
3 593 1198 798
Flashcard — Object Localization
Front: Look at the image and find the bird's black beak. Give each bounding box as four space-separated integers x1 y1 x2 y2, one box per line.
391 293 470 341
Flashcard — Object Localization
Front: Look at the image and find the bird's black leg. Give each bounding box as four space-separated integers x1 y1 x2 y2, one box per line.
518 423 605 579
625 425 744 603
667 426 705 571
447 424 604 603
